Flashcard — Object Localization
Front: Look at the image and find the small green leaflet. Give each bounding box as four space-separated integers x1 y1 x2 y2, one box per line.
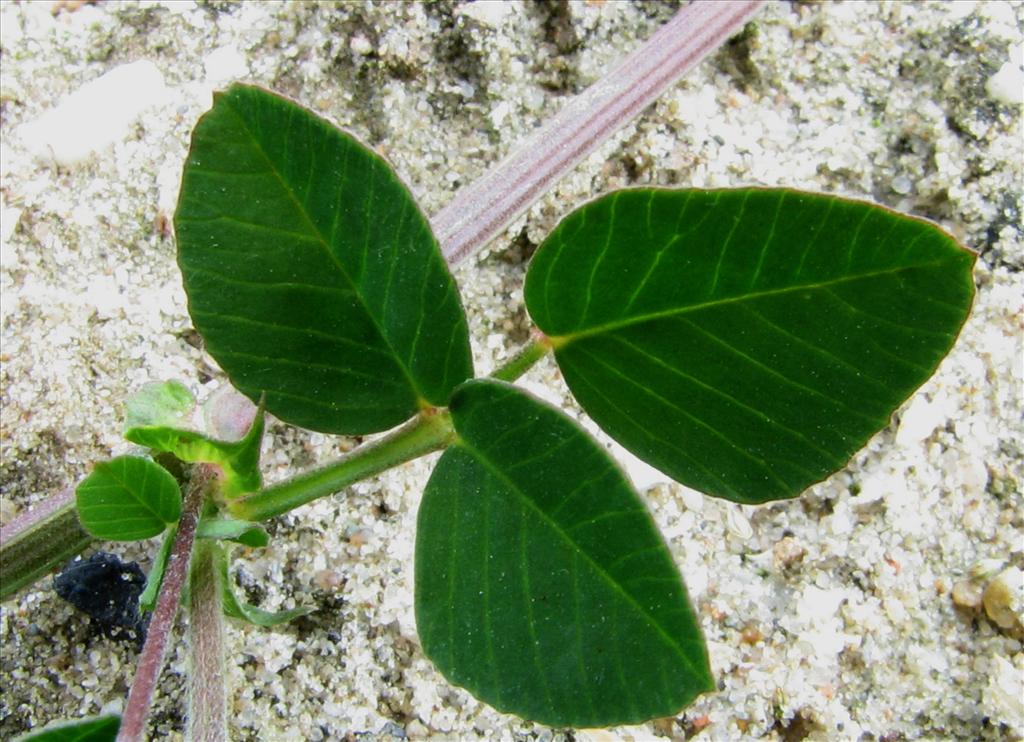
525 189 976 504
175 83 473 435
214 544 311 627
197 517 269 548
76 456 182 541
124 380 195 430
125 400 265 499
13 715 119 742
415 380 711 728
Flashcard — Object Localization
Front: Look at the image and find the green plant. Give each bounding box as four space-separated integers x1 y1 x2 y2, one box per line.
8 80 975 741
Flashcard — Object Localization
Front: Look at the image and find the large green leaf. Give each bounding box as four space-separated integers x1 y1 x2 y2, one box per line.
76 456 182 541
175 84 473 434
525 189 976 504
415 380 711 728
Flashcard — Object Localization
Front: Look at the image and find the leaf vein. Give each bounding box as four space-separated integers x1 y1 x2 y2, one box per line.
454 440 707 681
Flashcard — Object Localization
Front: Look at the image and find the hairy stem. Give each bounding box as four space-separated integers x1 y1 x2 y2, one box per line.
230 411 456 522
0 488 92 601
187 539 227 742
433 0 764 266
117 467 213 742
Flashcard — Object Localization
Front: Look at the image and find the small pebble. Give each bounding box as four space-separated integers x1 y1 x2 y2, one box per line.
18 60 169 165
986 655 1024 732
740 625 764 645
348 529 369 548
892 175 913 195
456 0 512 28
725 506 753 541
204 46 249 85
986 59 1024 106
952 579 984 610
404 720 429 739
0 495 19 525
773 536 806 570
983 566 1024 631
350 35 373 56
970 558 1006 581
651 718 676 737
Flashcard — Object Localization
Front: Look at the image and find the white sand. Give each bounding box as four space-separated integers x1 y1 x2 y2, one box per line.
1 2 1021 740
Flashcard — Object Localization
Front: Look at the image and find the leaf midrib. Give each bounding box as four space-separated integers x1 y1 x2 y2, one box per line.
550 260 952 344
218 96 427 404
453 437 706 683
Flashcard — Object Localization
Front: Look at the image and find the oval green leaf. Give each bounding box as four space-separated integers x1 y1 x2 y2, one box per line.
415 379 711 728
76 456 181 541
175 83 473 434
525 189 976 504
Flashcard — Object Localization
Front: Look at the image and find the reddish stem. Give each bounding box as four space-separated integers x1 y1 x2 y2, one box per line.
116 468 212 742
186 539 227 742
0 487 73 538
433 0 765 266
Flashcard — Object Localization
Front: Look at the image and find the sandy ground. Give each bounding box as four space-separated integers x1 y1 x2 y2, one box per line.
1 1 1022 740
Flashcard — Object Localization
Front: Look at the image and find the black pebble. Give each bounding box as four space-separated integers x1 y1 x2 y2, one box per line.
53 551 150 646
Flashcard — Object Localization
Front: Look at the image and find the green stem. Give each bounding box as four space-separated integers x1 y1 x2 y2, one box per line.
138 523 176 613
489 337 552 383
231 338 553 523
230 410 456 522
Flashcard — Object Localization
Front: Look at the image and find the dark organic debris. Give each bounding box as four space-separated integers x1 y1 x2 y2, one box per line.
54 551 150 646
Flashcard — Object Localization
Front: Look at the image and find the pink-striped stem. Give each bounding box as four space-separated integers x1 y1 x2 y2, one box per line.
187 539 227 742
0 487 91 600
434 0 765 266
